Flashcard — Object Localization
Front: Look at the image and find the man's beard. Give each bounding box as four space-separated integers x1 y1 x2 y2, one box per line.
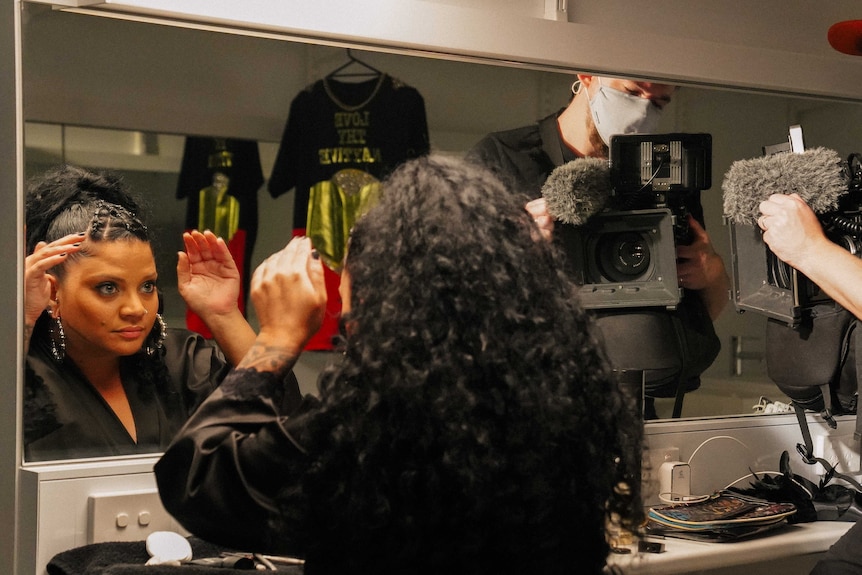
586 117 610 159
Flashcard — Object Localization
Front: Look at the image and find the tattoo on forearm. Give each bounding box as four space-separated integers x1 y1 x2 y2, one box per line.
237 342 299 376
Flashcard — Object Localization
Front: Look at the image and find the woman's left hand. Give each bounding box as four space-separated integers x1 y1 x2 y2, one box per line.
177 230 241 319
251 237 327 352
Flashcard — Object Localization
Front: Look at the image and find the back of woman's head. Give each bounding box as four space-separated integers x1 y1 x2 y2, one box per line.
291 155 643 575
343 154 566 362
26 165 149 271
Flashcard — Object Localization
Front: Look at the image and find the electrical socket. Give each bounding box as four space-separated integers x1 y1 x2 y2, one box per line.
642 447 681 501
660 460 691 500
88 489 175 544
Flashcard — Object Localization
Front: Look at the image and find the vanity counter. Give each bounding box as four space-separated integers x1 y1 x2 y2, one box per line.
608 521 853 575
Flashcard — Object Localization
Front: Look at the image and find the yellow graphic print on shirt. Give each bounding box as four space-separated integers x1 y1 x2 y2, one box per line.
307 169 382 272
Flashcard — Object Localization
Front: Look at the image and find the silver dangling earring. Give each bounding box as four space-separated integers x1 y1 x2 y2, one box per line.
571 79 581 96
146 314 167 357
50 315 66 362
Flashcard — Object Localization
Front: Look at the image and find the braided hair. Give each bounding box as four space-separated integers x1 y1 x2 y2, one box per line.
26 165 150 276
25 165 168 397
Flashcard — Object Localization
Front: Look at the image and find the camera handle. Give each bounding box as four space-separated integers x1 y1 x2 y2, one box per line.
661 195 693 247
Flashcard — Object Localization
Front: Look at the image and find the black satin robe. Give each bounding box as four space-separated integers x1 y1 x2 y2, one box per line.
24 329 233 462
154 367 316 554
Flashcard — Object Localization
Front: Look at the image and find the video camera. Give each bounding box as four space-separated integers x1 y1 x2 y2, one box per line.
728 127 862 326
564 133 712 309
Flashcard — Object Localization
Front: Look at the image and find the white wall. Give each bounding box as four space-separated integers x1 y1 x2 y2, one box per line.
22 0 862 143
33 0 862 100
22 6 576 143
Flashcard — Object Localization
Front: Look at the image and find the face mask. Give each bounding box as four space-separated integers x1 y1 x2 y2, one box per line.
587 79 663 146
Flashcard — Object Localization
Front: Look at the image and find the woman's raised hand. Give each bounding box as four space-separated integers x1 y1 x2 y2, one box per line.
24 233 84 330
177 230 241 319
250 236 327 355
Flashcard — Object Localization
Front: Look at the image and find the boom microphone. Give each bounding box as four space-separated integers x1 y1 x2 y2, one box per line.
541 157 611 226
722 147 847 226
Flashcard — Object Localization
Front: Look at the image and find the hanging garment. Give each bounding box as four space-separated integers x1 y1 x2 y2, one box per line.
176 137 264 337
268 74 430 349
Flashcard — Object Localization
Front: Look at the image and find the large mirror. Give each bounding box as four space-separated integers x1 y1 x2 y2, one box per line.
20 2 862 463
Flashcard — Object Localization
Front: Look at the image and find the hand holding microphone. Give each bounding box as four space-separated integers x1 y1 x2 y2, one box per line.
525 197 554 242
739 155 862 321
523 157 611 242
722 146 847 271
759 193 831 271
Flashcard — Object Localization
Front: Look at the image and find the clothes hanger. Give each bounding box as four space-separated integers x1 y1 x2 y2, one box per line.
326 48 382 80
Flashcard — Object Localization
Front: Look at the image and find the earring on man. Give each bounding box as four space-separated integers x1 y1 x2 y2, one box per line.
49 314 66 362
146 314 167 356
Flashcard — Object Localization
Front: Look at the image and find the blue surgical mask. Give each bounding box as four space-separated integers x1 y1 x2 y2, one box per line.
587 79 663 146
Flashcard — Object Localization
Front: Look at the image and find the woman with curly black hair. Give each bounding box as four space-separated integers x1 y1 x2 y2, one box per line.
156 155 644 575
23 165 297 461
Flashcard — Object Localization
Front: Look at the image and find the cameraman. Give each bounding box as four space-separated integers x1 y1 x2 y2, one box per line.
759 193 862 320
468 74 730 419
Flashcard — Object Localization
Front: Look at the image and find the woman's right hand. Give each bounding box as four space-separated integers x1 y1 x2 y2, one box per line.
24 233 83 331
248 237 327 361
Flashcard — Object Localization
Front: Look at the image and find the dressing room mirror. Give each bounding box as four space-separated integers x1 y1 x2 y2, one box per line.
20 2 862 462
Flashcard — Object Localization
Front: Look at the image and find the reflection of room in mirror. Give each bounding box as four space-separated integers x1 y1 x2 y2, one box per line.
23 89 862 428
13 4 862 575
24 123 189 327
18 7 862 436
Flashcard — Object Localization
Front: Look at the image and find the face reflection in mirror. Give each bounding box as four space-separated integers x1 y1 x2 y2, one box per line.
25 25 862 463
22 169 233 463
52 240 159 366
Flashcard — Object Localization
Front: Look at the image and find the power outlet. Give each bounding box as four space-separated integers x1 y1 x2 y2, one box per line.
642 447 681 501
88 489 174 544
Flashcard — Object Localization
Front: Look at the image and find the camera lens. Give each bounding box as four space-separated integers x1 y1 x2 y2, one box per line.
595 231 652 282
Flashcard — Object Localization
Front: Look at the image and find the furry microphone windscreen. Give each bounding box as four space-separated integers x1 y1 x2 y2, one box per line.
722 147 846 226
540 157 611 226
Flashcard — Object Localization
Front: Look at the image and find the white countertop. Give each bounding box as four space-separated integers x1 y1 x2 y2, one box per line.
607 521 854 574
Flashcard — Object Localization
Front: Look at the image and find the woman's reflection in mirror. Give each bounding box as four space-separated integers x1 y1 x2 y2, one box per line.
22 164 297 461
155 155 644 575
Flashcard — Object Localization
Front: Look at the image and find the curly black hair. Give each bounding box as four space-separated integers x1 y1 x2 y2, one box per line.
277 155 644 575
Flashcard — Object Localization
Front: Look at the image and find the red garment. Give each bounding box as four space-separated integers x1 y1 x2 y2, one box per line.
177 137 264 339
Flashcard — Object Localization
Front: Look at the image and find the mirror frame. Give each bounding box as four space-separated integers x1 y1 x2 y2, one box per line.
2 0 22 573
10 1 862 572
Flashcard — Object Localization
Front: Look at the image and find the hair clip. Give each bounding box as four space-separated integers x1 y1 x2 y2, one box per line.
91 200 147 234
